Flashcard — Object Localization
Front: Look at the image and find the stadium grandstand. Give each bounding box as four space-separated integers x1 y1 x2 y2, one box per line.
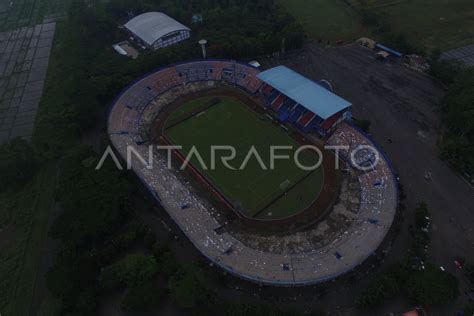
125 12 191 50
257 66 352 135
107 59 397 286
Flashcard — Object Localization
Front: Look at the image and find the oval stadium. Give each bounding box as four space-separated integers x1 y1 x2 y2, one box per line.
107 59 398 286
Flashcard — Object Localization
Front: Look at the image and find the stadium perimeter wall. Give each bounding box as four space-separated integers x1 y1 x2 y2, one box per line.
107 59 398 286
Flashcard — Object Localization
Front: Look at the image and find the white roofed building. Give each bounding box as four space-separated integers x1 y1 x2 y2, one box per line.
125 12 191 50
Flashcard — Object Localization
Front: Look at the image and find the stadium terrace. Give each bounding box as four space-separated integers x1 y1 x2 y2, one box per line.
98 143 380 172
107 59 397 285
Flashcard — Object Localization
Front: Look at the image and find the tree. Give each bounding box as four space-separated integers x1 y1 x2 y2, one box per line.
414 202 429 229
50 148 132 245
152 240 169 259
355 260 412 309
0 138 38 192
100 254 157 289
465 304 474 316
95 223 146 266
168 267 208 308
355 274 401 308
428 52 462 86
45 248 100 314
407 265 459 305
121 280 163 311
440 68 474 175
464 264 474 285
220 303 323 316
158 251 179 276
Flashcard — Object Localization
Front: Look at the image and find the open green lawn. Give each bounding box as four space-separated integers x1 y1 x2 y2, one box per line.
359 0 474 50
0 162 57 315
165 96 323 220
279 0 364 41
280 0 474 51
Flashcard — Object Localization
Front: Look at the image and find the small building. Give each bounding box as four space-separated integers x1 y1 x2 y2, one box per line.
125 12 191 50
112 41 139 59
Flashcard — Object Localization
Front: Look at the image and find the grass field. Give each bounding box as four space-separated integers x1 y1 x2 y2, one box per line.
165 96 324 220
280 0 474 50
279 0 364 42
356 0 474 50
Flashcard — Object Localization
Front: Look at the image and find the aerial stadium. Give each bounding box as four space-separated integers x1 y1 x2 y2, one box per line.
107 59 397 285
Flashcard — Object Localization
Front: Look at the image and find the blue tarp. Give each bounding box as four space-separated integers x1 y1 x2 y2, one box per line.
257 66 351 119
375 43 403 57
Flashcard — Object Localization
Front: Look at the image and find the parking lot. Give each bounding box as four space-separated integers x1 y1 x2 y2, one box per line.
262 42 474 315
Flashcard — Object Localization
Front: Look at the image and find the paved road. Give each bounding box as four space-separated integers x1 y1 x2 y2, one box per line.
264 42 474 314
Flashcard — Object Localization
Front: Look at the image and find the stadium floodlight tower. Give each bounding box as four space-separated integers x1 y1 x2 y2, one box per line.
198 39 207 58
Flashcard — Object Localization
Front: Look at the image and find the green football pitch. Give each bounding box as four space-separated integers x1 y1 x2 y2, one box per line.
165 96 324 220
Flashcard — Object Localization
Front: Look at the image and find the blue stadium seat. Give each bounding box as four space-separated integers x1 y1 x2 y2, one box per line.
279 103 291 115
279 112 289 121
289 105 306 122
279 99 296 114
268 90 279 102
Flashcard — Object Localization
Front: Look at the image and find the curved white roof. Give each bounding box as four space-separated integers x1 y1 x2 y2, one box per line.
125 12 190 46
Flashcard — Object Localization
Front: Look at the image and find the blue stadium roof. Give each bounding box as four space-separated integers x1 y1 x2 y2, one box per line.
257 66 351 119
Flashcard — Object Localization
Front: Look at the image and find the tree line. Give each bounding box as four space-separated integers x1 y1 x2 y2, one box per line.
429 57 474 180
355 203 459 309
0 0 305 314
